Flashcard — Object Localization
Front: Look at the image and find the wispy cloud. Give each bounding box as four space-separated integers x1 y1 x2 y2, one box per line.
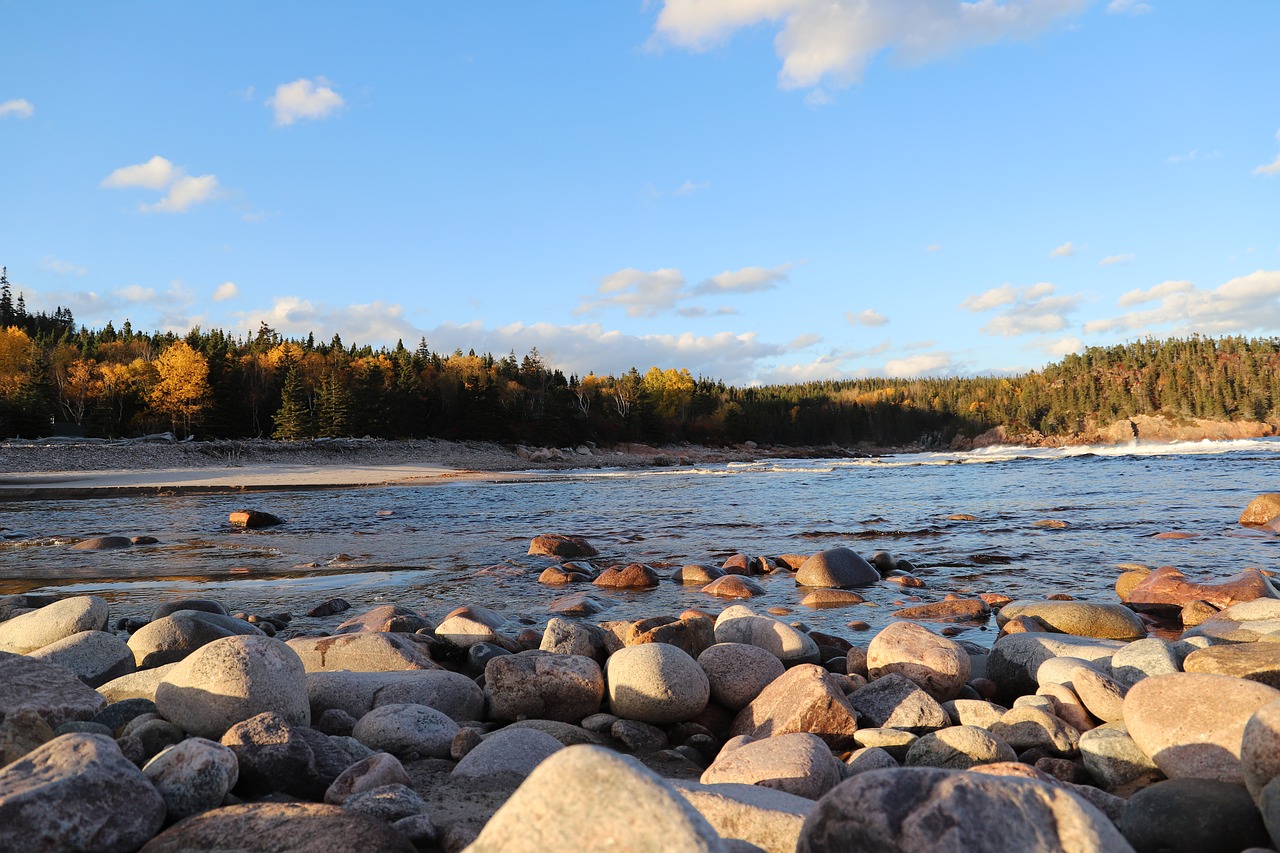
1099 253 1135 266
845 309 888 327
925 244 943 253
101 156 223 213
695 264 792 295
0 98 34 119
579 263 791 317
884 351 958 378
212 282 240 302
1166 148 1220 164
1107 0 1153 14
268 77 345 127
961 282 1080 337
671 180 711 197
1085 270 1280 336
651 0 1090 92
1050 241 1077 258
40 256 86 276
1255 130 1280 177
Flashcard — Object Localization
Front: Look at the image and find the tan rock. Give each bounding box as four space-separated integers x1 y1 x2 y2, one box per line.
996 600 1146 641
701 732 843 800
286 632 438 673
703 576 766 599
139 802 415 852
594 563 661 589
527 534 597 558
732 664 859 750
1184 642 1280 688
867 622 971 702
1241 494 1280 527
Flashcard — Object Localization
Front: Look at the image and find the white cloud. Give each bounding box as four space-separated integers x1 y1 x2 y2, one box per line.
269 77 345 126
102 156 222 213
960 283 1018 311
845 308 888 327
1086 270 1280 336
578 267 687 318
40 256 86 276
695 264 792 295
0 98 34 119
1099 253 1135 266
1037 335 1083 357
1050 241 1076 258
1107 0 1152 13
672 180 711 197
115 285 156 302
651 0 1090 91
962 282 1080 337
884 351 958 377
212 282 240 302
1255 130 1280 177
788 333 822 349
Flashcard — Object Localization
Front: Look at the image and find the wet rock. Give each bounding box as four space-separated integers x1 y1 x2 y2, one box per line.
702 732 843 800
486 650 604 723
891 599 989 621
306 669 484 722
1184 599 1280 643
1120 777 1269 853
1124 672 1280 784
0 652 107 728
731 664 859 750
795 548 879 589
155 635 310 739
151 599 227 620
797 766 1133 853
465 744 729 852
847 673 950 735
228 509 283 528
1241 494 1280 526
704 575 767 599
594 563 662 589
867 622 971 702
1126 566 1279 611
538 565 590 585
305 598 351 618
673 779 813 853
0 596 110 655
528 534 598 558
341 782 430 823
334 604 432 635
904 725 1017 770
714 606 821 667
0 733 166 853
324 751 411 804
28 630 134 688
71 535 133 550
546 590 610 616
699 643 786 712
997 600 1147 641
1078 722 1164 792
722 553 758 575
128 610 265 669
1184 643 1280 688
801 589 866 609
606 643 710 724
453 726 563 780
674 564 727 584
222 710 353 798
351 703 458 758
286 632 438 673
138 802 416 853
143 736 239 820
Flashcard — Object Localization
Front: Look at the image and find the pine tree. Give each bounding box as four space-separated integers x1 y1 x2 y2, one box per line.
315 370 352 437
0 268 12 328
272 365 313 440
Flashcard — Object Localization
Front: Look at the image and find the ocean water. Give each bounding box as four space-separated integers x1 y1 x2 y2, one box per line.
3 438 1279 647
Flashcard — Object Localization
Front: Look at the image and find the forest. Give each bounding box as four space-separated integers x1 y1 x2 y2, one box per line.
3 267 1280 449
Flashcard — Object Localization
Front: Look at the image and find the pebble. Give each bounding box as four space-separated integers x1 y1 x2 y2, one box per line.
454 726 564 780
340 782 430 823
324 751 411 804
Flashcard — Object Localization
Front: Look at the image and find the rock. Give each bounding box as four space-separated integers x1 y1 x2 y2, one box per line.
987 633 1125 701
392 813 438 848
702 732 843 800
528 534 598 558
1185 643 1280 688
486 651 604 723
465 744 729 852
848 673 950 735
844 746 900 776
714 606 821 667
228 509 283 528
1120 777 1270 853
699 643 786 712
286 632 438 673
801 589 866 608
538 565 590 585
853 728 917 761
942 698 1008 729
1126 566 1278 611
151 599 227 620
434 605 508 649
503 718 608 747
904 726 1017 769
71 535 133 550
1244 699 1280 801
306 598 351 618
674 564 727 584
128 610 264 669
606 643 710 724
28 630 134 688
129 717 185 761
0 596 110 655
628 615 716 659
704 576 767 599
324 751 411 804
97 664 177 703
453 726 563 781
612 718 667 752
722 553 758 575
1061 664 1127 723
867 622 971 702
797 766 1134 853
1185 599 1280 643
731 664 859 750
1124 672 1280 784
539 617 608 661
221 711 353 798
0 652 106 728
306 669 484 722
594 563 662 589
673 779 813 853
155 635 310 739
997 600 1146 640
142 737 239 820
334 604 432 635
795 548 879 589
351 703 458 758
1241 494 1280 526
1111 638 1182 689
546 591 610 616
0 733 166 853
0 710 54 767
341 783 430 823
890 599 989 621
989 706 1080 756
138 802 416 852
1036 682 1095 733
1079 722 1164 792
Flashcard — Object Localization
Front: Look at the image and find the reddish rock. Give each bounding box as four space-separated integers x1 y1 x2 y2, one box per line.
885 575 925 588
229 510 283 528
776 554 810 570
538 566 591 585
1125 566 1279 611
704 576 766 599
722 554 758 575
892 599 988 622
1241 494 1280 526
867 622 971 702
801 589 865 609
979 593 1014 608
593 564 660 590
528 535 597 559
731 663 859 750
333 605 431 635
627 616 716 659
1153 531 1198 540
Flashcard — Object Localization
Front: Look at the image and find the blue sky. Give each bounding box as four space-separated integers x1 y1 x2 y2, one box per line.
2 1 1278 384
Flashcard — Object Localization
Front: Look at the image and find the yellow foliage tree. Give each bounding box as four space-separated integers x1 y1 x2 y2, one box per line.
0 326 35 398
148 341 211 436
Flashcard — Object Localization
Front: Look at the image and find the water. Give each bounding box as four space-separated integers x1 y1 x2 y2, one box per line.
3 438 1280 647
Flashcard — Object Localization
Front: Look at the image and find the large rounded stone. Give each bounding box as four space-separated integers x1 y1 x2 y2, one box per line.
138 802 416 853
606 643 710 724
0 733 166 853
0 596 110 655
1111 638 1182 689
1119 777 1269 853
698 643 785 711
1243 698 1280 801
28 630 135 688
988 706 1080 756
701 732 843 800
155 635 310 739
1184 643 1280 688
1241 494 1280 526
904 726 1017 770
997 600 1146 641
306 669 484 722
286 632 438 673
151 599 227 621
453 727 564 781
0 652 107 728
1124 672 1280 784
128 610 264 669
528 534 598 558
868 622 971 702
333 604 432 635
221 711 354 799
731 664 859 750
988 633 1125 701
1078 722 1163 792
847 673 950 735
486 650 604 723
795 548 879 589
797 766 1133 853
143 737 239 820
466 744 729 852
351 703 458 758
713 606 821 667
672 779 814 853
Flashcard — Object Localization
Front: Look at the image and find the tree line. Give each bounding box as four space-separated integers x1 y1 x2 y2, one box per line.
3 269 1280 447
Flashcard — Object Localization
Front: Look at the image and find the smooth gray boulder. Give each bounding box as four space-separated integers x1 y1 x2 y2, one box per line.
351 703 458 758
997 600 1146 641
486 651 604 723
306 669 484 722
867 622 971 702
1120 777 1269 853
1078 722 1163 792
143 737 239 820
128 610 264 669
286 632 438 673
453 726 563 781
988 633 1125 701
699 643 786 711
848 673 950 734
0 596 110 655
606 643 710 724
713 606 821 667
674 780 814 853
795 548 879 589
904 726 1017 770
0 652 107 728
29 630 135 688
701 732 843 800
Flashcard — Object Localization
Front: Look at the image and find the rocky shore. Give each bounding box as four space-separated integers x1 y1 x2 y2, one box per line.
4 498 1280 851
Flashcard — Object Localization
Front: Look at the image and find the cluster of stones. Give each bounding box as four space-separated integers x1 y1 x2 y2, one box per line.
4 499 1280 851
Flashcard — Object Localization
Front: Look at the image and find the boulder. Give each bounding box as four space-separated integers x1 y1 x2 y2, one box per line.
1240 494 1280 526
71 535 133 550
151 599 227 620
286 632 438 673
942 699 1008 730
867 622 971 702
987 633 1125 701
138 803 416 853
714 606 821 667
701 732 843 800
1184 642 1280 688
1243 698 1280 801
1124 672 1280 784
731 664 859 750
539 617 608 661
606 643 710 724
673 779 813 853
997 600 1146 641
1078 722 1163 792
128 610 264 669
324 751 411 804
844 746 900 776
528 534 598 558
594 563 662 589
627 615 716 659
0 596 110 655
0 710 54 766
434 605 508 649
465 744 730 852
795 548 879 589
306 669 484 722
1119 777 1270 853
341 783 429 823
334 604 432 635
228 510 283 528
699 643 786 711
1126 566 1278 611
703 576 767 599
486 651 604 723
904 726 1017 770
1111 638 1182 689
0 733 166 853
453 727 563 781
351 703 458 758
673 564 727 584
853 728 917 760
890 599 989 622
847 673 950 735
97 663 177 703
988 706 1080 756
221 711 354 799
28 630 134 688
0 652 106 728
801 589 867 608
1184 598 1280 643
142 737 239 820
305 598 351 618
796 766 1134 853
155 635 310 739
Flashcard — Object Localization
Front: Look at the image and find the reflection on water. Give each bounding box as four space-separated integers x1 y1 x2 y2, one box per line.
3 439 1280 646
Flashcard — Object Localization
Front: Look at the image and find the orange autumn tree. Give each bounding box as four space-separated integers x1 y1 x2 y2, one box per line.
148 341 211 436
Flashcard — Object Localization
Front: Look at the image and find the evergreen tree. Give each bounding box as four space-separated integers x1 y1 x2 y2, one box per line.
315 369 353 437
272 365 313 440
0 268 12 328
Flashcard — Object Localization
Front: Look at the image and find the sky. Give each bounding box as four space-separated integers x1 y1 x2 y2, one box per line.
2 1 1278 386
